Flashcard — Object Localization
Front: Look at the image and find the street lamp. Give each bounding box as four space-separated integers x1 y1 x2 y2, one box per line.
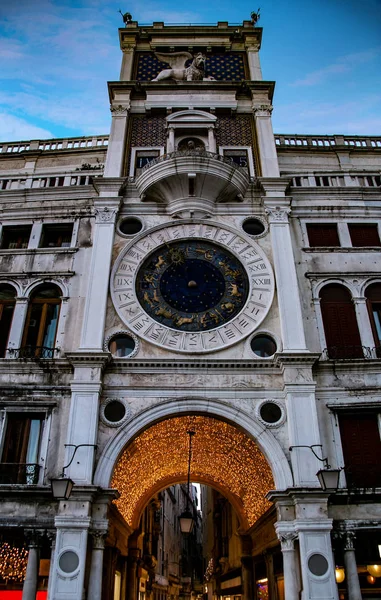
289 444 341 491
50 444 97 500
179 430 196 534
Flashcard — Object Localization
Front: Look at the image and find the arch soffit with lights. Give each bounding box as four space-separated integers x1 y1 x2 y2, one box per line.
94 397 293 493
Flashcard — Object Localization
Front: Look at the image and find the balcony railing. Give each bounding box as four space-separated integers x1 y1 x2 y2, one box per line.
140 149 248 174
0 463 40 485
8 346 60 359
322 345 372 360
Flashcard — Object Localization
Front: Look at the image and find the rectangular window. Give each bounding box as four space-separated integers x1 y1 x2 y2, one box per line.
306 223 340 247
348 223 381 247
135 150 160 175
0 225 32 249
39 223 73 248
338 412 381 488
0 413 44 484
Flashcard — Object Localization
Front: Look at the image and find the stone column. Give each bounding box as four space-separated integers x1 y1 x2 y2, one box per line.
352 296 375 356
245 43 263 80
23 530 41 600
264 551 277 600
263 199 307 351
80 199 121 350
87 530 107 600
120 42 136 80
343 531 362 600
126 549 140 600
207 127 216 153
253 104 279 177
6 298 28 357
277 532 300 600
104 104 129 177
47 531 56 600
167 127 175 153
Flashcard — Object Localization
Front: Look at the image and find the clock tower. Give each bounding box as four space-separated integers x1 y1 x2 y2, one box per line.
48 17 339 600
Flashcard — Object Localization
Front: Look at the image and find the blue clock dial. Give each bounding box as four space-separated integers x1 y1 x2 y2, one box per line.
136 240 249 332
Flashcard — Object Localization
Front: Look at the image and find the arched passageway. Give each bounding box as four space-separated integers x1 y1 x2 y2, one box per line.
111 415 275 532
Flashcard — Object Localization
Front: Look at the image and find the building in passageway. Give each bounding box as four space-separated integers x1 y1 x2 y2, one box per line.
0 13 381 600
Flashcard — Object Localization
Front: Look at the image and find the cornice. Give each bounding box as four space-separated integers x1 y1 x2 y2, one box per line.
65 351 111 369
275 352 320 367
106 358 281 373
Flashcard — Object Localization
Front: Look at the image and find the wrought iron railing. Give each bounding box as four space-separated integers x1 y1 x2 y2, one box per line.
321 345 372 360
8 346 60 359
140 150 247 173
0 463 40 485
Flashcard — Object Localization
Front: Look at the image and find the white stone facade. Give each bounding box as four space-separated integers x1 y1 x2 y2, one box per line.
0 17 380 600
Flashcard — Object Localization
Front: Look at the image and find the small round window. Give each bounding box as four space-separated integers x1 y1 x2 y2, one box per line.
104 400 126 423
251 335 277 358
242 218 265 236
109 335 136 357
59 551 79 574
308 554 329 577
260 402 282 424
119 218 143 236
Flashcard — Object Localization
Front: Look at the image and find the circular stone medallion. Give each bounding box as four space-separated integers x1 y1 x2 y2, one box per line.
110 220 274 353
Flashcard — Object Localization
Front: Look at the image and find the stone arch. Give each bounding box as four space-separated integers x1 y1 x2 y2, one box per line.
94 398 293 530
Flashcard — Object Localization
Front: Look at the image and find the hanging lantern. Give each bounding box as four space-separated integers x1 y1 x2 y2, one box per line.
367 575 376 585
335 567 345 583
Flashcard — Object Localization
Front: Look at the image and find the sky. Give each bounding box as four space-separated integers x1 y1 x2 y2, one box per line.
0 0 380 142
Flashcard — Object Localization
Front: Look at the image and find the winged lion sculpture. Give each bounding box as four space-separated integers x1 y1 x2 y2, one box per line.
151 52 214 82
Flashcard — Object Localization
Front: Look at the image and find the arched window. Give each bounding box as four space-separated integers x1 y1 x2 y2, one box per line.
0 284 16 358
319 284 362 358
22 284 61 358
365 283 381 355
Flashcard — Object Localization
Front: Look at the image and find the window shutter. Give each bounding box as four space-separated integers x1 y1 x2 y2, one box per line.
348 224 381 247
320 299 362 358
339 413 381 487
307 224 340 247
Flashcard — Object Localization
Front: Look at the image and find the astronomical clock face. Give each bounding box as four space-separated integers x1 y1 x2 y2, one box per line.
111 221 274 353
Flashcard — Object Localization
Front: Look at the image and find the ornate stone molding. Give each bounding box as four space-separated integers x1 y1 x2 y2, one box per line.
121 43 136 53
265 206 291 224
110 104 129 116
94 206 118 224
245 43 260 52
253 104 274 117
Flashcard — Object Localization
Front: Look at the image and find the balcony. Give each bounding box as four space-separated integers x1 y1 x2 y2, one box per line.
8 346 60 359
0 463 40 485
134 150 250 207
322 345 373 360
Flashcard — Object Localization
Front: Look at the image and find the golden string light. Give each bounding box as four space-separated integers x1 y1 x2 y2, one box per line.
0 542 28 582
111 416 274 530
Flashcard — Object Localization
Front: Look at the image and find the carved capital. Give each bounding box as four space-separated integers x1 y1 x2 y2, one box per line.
343 530 356 551
91 530 107 550
265 205 291 224
110 104 129 116
245 43 260 52
253 104 274 117
24 529 44 548
278 532 298 551
121 43 136 53
94 206 118 224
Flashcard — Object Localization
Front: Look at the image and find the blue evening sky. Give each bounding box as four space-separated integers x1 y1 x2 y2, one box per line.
0 0 380 142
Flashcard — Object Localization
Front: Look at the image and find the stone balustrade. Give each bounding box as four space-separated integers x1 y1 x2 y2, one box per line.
0 135 108 154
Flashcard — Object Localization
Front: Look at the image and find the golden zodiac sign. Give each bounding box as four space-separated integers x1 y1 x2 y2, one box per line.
218 261 240 278
155 306 173 319
143 292 154 308
195 249 213 260
155 255 165 268
144 274 156 284
176 315 194 326
221 302 235 313
152 289 160 303
229 283 241 297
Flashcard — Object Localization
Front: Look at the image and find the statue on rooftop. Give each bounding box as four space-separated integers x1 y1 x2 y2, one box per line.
151 52 212 82
251 8 260 26
119 9 132 26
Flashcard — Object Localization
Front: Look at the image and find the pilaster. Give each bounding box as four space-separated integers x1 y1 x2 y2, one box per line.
104 103 130 177
252 103 279 176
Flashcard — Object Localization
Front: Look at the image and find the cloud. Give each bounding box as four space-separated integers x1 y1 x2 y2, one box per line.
0 114 53 142
291 47 381 86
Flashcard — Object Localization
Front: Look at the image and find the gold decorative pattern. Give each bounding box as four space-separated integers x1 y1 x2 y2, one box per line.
111 416 274 530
